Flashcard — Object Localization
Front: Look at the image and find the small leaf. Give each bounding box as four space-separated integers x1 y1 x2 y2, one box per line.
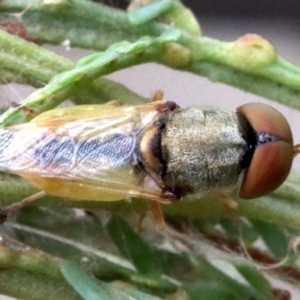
61 261 162 300
189 256 275 300
251 220 288 258
236 263 272 294
61 261 115 300
128 0 173 25
113 281 162 300
107 215 162 276
220 218 258 244
185 282 238 300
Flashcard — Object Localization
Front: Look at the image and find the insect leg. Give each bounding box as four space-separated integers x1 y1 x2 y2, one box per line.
152 90 164 102
149 200 165 229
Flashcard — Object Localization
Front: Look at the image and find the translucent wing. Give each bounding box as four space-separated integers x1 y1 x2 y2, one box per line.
0 101 173 202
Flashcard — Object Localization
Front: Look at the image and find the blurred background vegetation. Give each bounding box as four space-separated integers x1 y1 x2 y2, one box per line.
0 1 300 299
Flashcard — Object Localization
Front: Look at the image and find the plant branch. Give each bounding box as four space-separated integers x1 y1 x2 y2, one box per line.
0 30 180 126
0 1 300 110
2 172 300 233
0 235 81 300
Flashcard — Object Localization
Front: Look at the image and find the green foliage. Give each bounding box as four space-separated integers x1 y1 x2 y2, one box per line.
107 215 163 276
0 0 299 299
61 261 162 300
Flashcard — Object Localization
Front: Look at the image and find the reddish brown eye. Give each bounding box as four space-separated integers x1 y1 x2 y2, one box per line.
237 103 294 199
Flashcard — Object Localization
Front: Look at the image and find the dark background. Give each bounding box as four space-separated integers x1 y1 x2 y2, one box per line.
180 1 300 18
98 0 300 18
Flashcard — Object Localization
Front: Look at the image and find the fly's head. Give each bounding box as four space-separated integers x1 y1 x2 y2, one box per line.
237 103 293 199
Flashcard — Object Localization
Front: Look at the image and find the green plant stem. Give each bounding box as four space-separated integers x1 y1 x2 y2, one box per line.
0 0 166 48
0 27 141 107
0 235 81 300
190 62 300 110
2 172 300 232
0 29 143 125
0 30 179 126
0 1 299 299
1 1 300 110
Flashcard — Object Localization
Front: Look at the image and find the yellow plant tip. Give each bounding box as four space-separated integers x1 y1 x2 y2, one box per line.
161 42 191 68
227 34 276 70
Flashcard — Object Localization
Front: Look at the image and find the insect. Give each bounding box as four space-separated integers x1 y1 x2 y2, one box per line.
0 99 294 206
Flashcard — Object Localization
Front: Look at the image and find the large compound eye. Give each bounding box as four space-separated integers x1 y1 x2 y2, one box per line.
237 103 293 199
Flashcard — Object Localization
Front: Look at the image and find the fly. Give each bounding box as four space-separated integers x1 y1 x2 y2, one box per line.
0 100 294 205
